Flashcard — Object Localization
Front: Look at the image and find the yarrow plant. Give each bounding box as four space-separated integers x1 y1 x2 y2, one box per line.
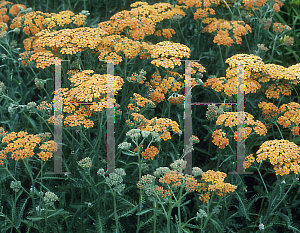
0 0 300 232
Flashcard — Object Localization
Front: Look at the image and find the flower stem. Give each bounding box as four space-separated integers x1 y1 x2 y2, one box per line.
113 190 119 233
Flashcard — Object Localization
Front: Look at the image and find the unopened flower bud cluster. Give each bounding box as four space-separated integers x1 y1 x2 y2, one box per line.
10 181 22 192
105 168 126 194
196 209 207 220
126 129 141 140
44 191 59 207
154 167 170 177
27 102 37 110
192 167 203 176
206 104 224 121
170 159 187 173
118 142 132 150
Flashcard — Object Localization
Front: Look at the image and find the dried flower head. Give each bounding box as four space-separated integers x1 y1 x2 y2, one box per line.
78 157 92 169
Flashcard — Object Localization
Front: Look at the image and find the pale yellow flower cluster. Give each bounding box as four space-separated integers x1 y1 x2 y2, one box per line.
204 54 300 99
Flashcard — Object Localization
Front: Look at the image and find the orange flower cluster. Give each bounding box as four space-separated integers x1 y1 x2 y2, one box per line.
155 186 171 198
148 67 204 104
243 0 267 11
177 0 221 21
202 20 252 46
0 1 26 35
273 22 291 33
203 54 300 99
277 102 300 135
141 146 159 160
98 2 186 40
150 71 183 94
10 10 86 42
242 0 283 13
197 170 236 202
128 93 155 113
150 88 165 103
98 10 154 40
0 131 56 163
48 70 124 129
50 105 94 129
10 11 54 36
43 10 86 30
265 83 293 99
127 69 147 84
251 139 300 176
138 117 180 141
258 101 279 119
154 28 176 39
38 27 108 53
150 41 191 69
8 3 26 16
131 113 149 125
212 129 229 149
159 170 184 189
216 112 267 138
185 175 199 192
98 35 149 63
243 154 255 169
167 95 185 105
37 141 58 161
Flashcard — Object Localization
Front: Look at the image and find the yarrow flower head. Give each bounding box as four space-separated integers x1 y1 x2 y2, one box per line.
154 167 171 177
27 102 37 110
259 223 264 230
10 181 22 192
0 81 6 93
192 167 203 177
206 104 225 121
255 139 300 176
141 146 159 160
114 168 126 176
141 130 150 138
196 209 207 220
97 168 105 176
126 129 141 140
170 159 187 173
150 131 161 142
44 191 59 207
78 157 92 169
105 168 126 194
118 142 132 150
